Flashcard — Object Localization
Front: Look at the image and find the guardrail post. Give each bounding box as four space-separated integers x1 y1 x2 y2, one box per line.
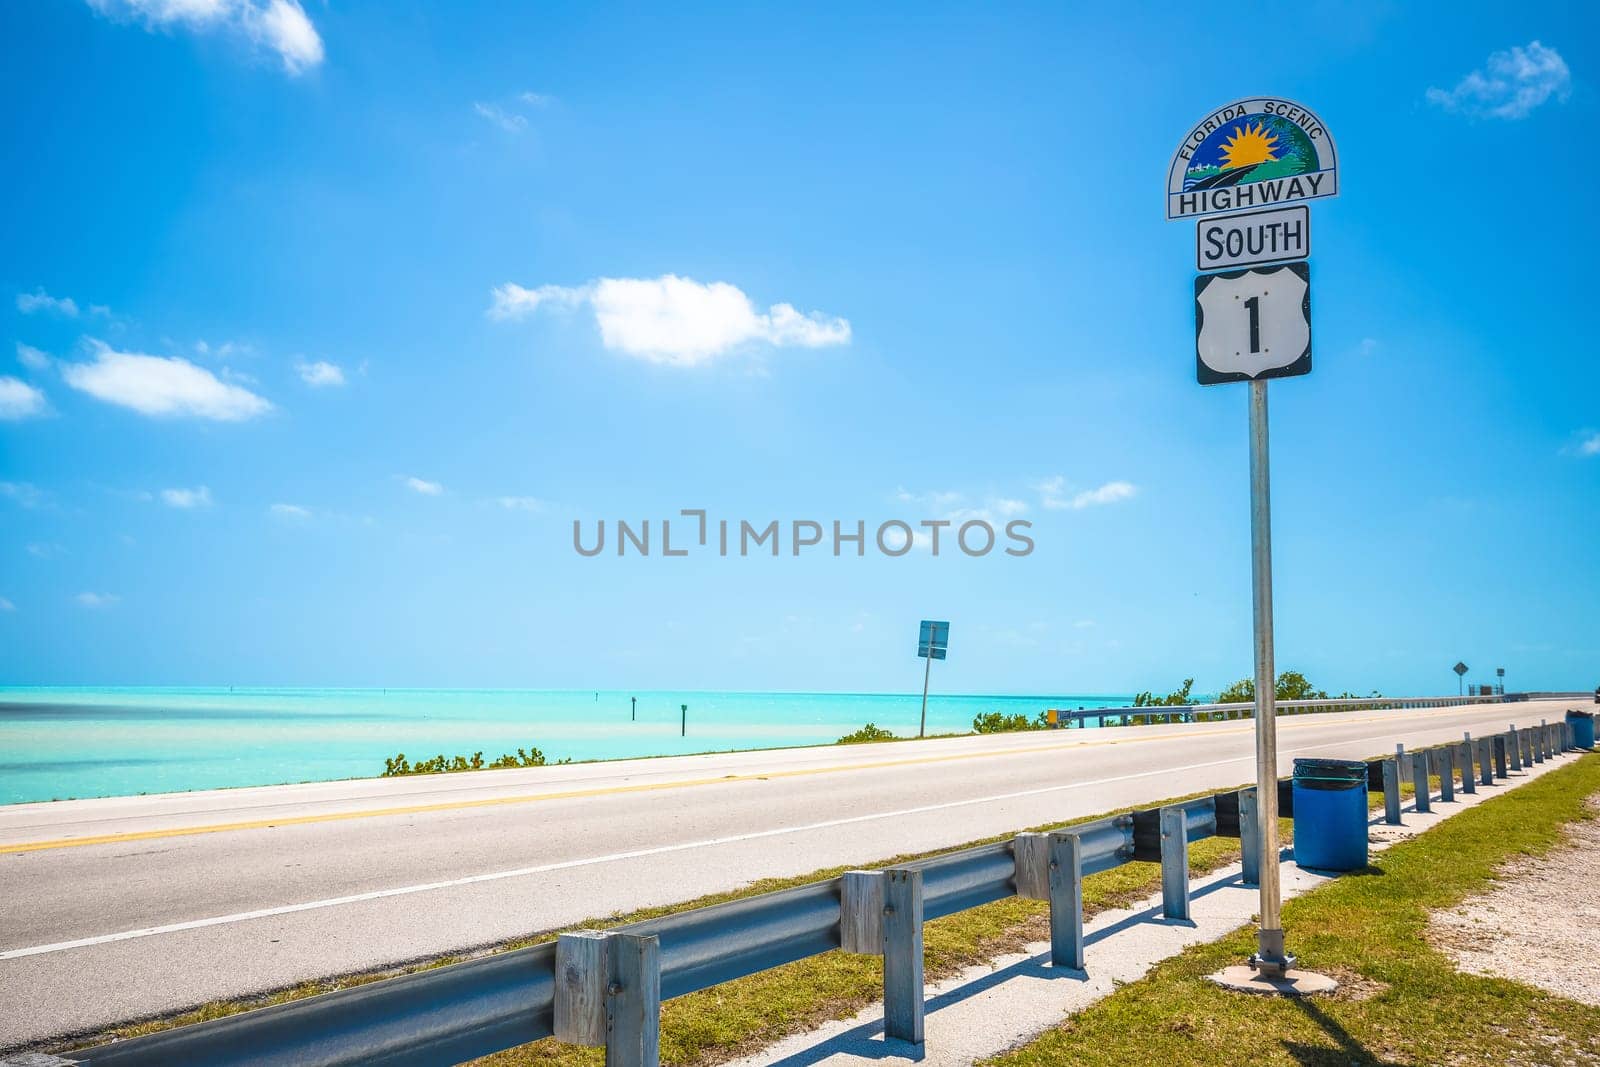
1531 726 1544 764
607 933 661 1067
1012 832 1049 900
840 871 885 955
1492 734 1508 778
556 930 611 1047
1412 752 1431 813
1381 759 1402 825
1439 747 1455 802
1047 831 1084 969
1460 735 1476 794
882 867 924 1045
1506 727 1522 772
1239 787 1261 884
1159 805 1190 921
1478 738 1493 785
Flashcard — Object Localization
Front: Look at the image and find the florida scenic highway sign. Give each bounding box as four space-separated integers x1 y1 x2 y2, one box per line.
1166 98 1339 221
1194 262 1311 384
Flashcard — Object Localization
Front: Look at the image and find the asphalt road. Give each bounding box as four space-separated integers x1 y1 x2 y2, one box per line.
0 698 1575 1050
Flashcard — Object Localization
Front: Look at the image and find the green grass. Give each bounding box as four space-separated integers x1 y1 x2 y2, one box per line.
986 754 1600 1067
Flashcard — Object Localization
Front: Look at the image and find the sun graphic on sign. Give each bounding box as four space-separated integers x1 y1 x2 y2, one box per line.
1218 121 1279 170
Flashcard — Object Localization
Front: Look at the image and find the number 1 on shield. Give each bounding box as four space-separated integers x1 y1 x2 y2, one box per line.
1244 295 1261 354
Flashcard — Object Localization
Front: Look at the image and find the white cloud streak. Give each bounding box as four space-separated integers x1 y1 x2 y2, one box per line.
16 289 80 317
62 341 272 420
160 486 213 509
86 0 324 75
76 592 120 608
1427 41 1571 119
1576 432 1600 458
405 477 443 496
295 359 345 387
473 102 527 133
490 275 851 366
269 502 311 520
1037 476 1138 510
0 377 47 419
16 343 51 370
496 496 546 511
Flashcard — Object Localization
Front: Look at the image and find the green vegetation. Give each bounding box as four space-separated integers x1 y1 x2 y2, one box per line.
835 723 898 744
987 755 1600 1067
1132 678 1195 707
972 710 1050 734
381 747 567 777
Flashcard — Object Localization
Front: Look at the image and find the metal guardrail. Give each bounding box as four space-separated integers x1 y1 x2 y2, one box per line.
47 717 1586 1067
1051 692 1506 728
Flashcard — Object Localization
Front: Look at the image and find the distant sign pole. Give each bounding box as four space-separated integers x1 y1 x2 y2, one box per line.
1169 97 1338 984
916 620 950 738
1454 661 1469 697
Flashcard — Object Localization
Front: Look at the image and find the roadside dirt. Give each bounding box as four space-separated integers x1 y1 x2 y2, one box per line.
1428 794 1600 1007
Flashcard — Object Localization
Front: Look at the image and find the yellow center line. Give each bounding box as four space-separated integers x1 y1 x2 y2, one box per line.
0 704 1481 855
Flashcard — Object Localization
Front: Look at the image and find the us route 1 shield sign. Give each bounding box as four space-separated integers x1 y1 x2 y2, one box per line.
1194 262 1311 385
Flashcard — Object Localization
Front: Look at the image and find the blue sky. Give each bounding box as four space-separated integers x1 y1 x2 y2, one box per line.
2 2 1596 696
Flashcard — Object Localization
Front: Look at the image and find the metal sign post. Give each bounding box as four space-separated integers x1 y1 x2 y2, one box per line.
1247 378 1287 974
1168 96 1339 990
916 620 949 738
1454 661 1469 696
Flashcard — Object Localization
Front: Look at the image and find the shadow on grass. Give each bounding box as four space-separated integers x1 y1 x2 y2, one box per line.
1282 996 1404 1066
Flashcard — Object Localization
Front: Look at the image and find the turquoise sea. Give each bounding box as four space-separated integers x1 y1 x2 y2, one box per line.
0 688 1132 806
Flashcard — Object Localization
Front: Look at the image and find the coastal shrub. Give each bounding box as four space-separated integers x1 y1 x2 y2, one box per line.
1131 678 1195 708
381 746 560 777
972 710 1047 734
837 723 897 744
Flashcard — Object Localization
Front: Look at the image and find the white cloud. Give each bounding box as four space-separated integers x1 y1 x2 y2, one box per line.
1037 476 1138 510
0 597 14 612
16 343 51 370
16 288 79 317
0 377 47 419
1575 432 1600 458
76 592 120 608
86 0 323 75
405 476 443 496
295 359 345 387
489 274 851 366
0 482 46 508
1427 41 1571 119
194 339 247 359
473 102 528 133
62 341 272 420
26 542 65 559
496 496 547 511
519 91 554 108
269 502 311 520
160 486 213 509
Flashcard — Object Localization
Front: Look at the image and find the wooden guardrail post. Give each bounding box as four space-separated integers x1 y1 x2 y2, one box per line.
608 934 661 1067
1459 736 1476 794
1380 759 1402 825
1011 832 1048 900
1479 738 1494 786
1159 805 1190 921
1439 747 1455 802
1239 786 1261 884
1411 752 1431 813
882 867 924 1045
554 931 661 1067
839 870 885 955
555 931 610 1047
1047 831 1085 969
1493 734 1509 777
1506 726 1522 772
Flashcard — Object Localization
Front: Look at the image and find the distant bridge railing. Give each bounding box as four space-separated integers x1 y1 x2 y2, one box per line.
1048 692 1509 728
49 717 1586 1067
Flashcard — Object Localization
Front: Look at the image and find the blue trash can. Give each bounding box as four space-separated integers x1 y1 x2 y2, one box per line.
1568 710 1595 749
1292 757 1369 872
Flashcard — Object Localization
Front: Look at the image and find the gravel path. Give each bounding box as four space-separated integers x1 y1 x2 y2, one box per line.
1429 794 1600 1006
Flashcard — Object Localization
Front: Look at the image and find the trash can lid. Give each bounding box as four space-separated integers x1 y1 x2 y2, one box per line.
1292 757 1368 783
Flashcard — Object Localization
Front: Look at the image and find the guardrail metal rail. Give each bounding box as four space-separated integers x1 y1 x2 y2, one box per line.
33 718 1586 1067
1051 692 1508 729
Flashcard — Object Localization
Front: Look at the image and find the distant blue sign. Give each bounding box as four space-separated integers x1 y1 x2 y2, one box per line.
918 619 950 660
